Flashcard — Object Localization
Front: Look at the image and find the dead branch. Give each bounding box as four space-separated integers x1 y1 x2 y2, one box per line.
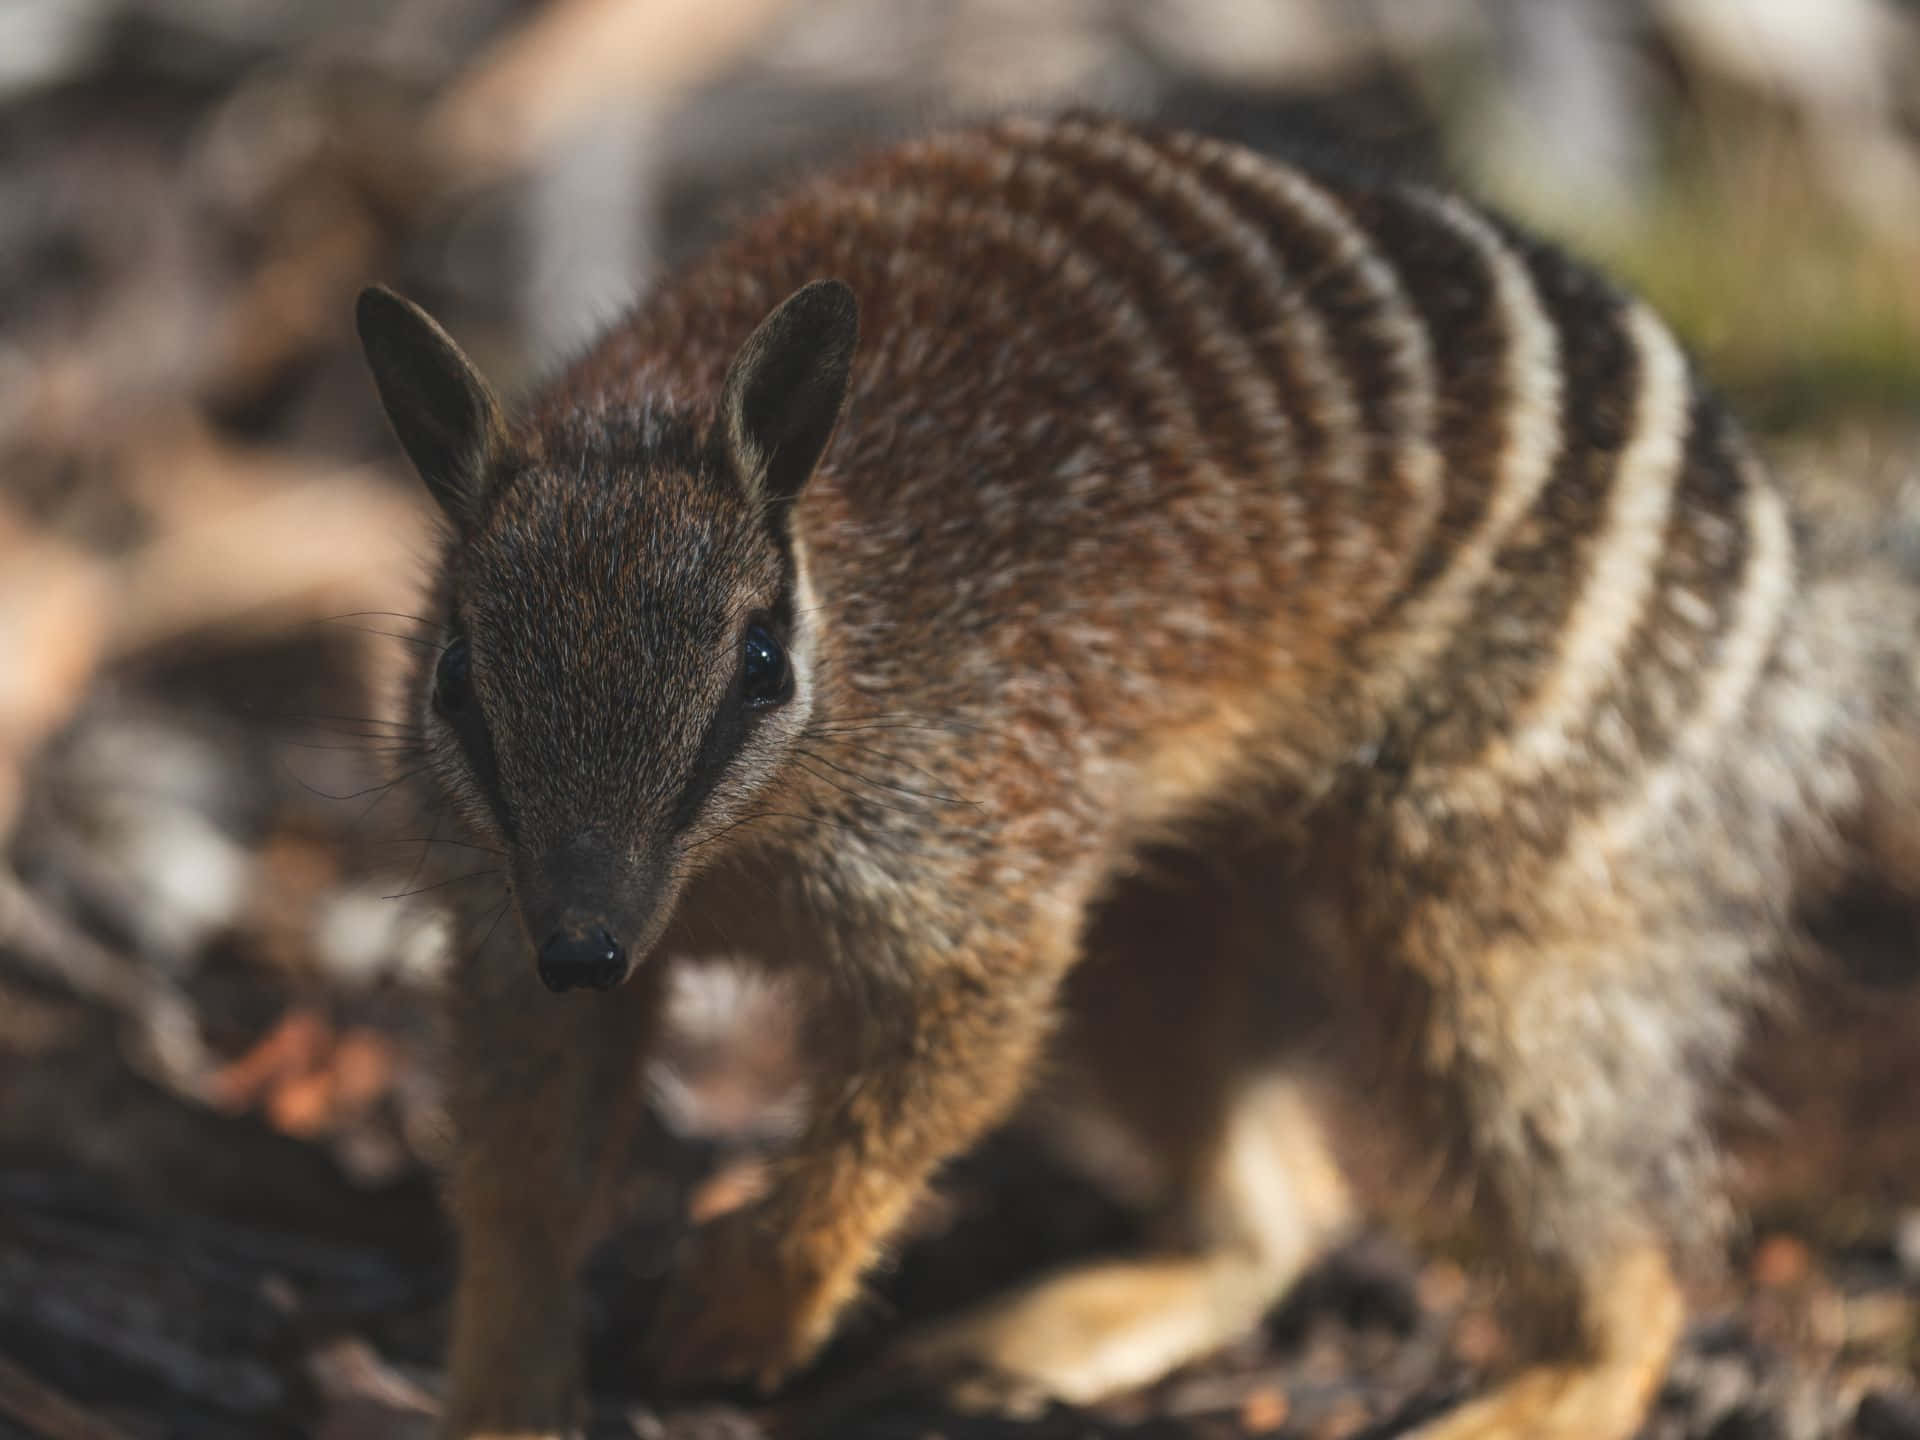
0 1353 131 1440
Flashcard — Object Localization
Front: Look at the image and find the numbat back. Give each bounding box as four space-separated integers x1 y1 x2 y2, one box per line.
356 114 1920 1440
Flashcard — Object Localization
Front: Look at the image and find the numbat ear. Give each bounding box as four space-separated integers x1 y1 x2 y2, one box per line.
355 286 505 526
719 279 858 506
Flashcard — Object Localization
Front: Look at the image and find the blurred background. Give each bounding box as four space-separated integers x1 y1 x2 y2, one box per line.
0 2 1916 1437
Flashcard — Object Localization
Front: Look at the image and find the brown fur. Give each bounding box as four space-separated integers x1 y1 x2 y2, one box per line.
353 113 1920 1439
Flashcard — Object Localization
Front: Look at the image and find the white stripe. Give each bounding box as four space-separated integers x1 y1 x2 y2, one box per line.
880 137 1208 467
1490 302 1690 779
1577 466 1793 861
1366 191 1563 690
1035 118 1357 583
996 121 1303 577
1171 133 1440 623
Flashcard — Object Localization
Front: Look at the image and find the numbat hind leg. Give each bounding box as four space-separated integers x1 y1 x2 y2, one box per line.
1412 1245 1683 1440
903 1073 1354 1415
1385 883 1738 1440
900 849 1353 1413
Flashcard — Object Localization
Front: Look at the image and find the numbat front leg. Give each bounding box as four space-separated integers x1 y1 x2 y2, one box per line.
441 943 665 1440
645 933 1073 1392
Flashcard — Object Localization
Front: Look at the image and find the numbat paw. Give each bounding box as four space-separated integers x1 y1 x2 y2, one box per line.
643 1212 848 1394
1409 1361 1659 1440
901 1255 1287 1417
1412 1246 1684 1440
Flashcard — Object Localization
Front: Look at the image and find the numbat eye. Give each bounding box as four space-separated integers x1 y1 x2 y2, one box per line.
742 622 792 706
435 635 473 718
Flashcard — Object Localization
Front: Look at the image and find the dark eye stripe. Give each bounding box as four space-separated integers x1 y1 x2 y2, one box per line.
433 625 515 840
434 636 472 717
668 615 796 833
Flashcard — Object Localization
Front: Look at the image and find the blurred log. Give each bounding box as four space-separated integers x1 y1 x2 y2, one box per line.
203 194 385 425
0 412 431 890
1658 0 1920 246
429 0 795 185
111 417 434 665
0 525 111 837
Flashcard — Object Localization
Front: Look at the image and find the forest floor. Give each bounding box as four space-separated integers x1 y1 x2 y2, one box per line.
1 902 1918 1440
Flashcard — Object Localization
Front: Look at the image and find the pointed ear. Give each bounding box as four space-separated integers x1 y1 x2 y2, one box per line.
719 279 858 506
355 286 505 525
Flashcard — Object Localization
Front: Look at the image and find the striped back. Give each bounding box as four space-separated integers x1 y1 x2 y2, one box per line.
542 113 1795 839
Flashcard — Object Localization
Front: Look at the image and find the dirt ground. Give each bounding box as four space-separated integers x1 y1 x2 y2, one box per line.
0 3 1916 1437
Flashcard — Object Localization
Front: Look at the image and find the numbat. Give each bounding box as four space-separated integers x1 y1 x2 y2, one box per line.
356 113 1920 1439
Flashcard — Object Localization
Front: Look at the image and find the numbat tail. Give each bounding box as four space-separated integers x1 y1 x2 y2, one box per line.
354 112 1920 1440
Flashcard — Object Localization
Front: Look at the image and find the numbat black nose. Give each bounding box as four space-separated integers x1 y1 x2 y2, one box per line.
537 928 627 993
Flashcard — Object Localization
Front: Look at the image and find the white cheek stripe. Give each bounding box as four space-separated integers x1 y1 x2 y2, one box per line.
788 542 822 729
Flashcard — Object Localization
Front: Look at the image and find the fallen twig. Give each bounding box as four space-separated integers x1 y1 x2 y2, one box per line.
0 1353 132 1440
0 866 211 1101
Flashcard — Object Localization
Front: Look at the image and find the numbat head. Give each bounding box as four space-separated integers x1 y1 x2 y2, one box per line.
356 280 858 990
